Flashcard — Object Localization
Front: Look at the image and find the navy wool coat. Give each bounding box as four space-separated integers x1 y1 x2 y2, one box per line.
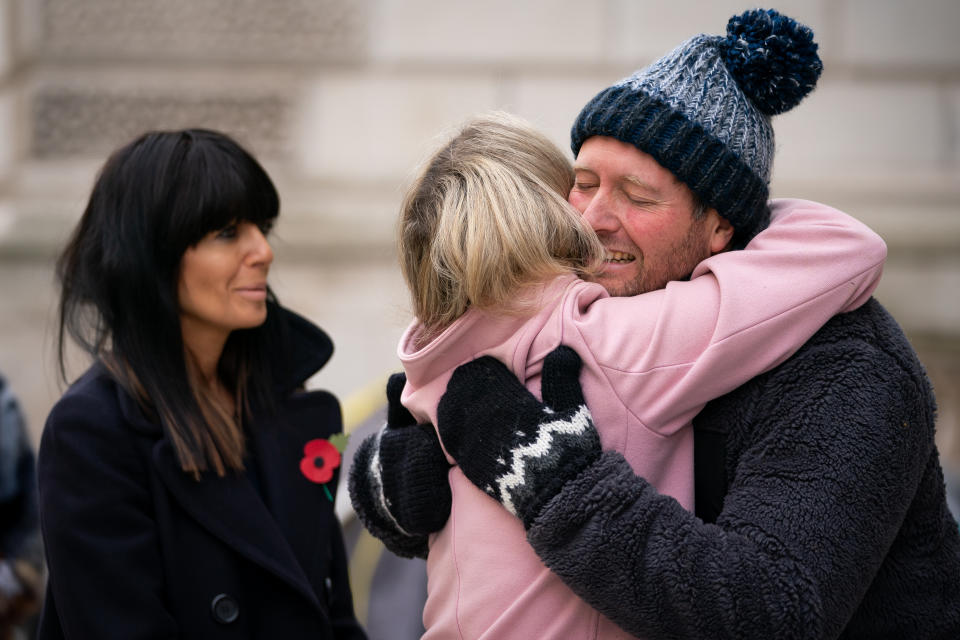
36 308 367 639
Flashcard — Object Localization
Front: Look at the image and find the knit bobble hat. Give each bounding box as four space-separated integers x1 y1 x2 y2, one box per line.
571 8 822 247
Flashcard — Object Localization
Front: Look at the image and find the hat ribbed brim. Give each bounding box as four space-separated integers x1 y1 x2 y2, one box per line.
571 83 770 247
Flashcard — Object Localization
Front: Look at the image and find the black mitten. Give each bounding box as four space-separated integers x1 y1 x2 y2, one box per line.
348 373 451 559
437 345 601 529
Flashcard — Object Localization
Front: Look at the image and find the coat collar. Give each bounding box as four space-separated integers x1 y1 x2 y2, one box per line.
270 304 334 395
113 304 334 436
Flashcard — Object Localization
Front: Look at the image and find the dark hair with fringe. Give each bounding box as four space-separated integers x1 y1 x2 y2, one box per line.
56 128 281 477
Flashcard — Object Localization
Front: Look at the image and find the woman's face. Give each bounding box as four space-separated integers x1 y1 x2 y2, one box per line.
178 220 274 348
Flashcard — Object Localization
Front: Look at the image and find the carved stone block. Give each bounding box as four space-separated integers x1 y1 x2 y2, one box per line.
31 87 290 158
38 0 367 61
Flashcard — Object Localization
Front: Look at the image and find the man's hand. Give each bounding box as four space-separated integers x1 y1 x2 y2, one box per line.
348 373 451 559
437 345 602 529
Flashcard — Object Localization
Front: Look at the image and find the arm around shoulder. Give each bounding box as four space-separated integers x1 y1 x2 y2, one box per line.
575 198 888 435
698 198 886 315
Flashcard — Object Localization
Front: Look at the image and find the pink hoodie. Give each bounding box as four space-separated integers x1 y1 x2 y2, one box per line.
398 199 886 640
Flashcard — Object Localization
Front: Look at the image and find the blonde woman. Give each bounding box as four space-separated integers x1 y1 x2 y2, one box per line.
358 112 885 639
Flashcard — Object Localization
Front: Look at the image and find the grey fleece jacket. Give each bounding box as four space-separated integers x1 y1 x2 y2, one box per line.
528 298 960 639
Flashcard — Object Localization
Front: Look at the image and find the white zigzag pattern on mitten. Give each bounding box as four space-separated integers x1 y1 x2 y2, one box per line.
495 405 592 517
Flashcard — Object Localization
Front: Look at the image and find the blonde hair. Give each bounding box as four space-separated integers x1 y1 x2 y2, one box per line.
398 112 603 341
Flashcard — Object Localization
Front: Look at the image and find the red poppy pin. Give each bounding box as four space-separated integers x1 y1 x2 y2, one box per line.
300 433 349 501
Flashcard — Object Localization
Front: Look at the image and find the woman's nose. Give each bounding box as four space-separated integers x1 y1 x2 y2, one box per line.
244 223 274 267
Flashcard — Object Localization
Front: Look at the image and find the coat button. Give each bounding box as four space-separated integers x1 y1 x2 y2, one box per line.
211 593 240 624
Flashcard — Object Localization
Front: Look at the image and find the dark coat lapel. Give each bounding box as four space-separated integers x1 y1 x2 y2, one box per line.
152 438 324 613
248 390 343 595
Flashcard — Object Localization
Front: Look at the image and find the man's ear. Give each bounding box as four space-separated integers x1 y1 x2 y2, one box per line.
707 209 734 254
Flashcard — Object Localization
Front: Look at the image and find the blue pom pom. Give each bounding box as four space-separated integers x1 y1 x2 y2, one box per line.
719 8 823 115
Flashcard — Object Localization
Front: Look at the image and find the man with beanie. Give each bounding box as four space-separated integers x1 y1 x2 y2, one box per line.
350 8 960 639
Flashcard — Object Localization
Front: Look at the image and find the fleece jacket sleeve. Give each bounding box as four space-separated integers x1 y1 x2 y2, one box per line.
526 331 939 640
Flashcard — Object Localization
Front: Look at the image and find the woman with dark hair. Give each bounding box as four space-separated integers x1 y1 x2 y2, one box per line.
37 129 366 639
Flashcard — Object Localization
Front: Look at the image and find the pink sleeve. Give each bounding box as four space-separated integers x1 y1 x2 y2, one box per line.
566 198 886 434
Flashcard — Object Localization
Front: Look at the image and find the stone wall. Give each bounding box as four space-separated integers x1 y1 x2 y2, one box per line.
0 0 958 465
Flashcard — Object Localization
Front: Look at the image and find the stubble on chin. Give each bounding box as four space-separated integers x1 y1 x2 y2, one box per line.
597 259 650 298
595 219 714 299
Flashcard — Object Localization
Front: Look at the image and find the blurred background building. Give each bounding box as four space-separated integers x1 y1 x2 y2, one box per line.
0 0 958 635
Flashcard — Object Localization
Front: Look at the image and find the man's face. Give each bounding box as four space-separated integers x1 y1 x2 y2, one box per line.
569 136 732 297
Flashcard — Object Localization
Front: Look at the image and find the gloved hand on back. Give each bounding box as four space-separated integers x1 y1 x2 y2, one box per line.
437 345 601 529
348 373 451 559
349 345 602 555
